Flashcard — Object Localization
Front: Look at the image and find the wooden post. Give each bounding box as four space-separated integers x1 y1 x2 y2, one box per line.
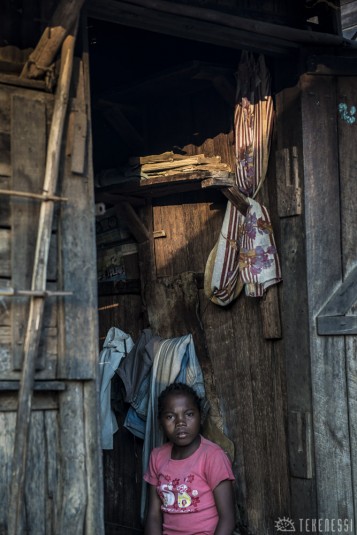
8 28 78 535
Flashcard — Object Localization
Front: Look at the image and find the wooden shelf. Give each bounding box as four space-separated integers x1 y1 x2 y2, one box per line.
95 169 236 199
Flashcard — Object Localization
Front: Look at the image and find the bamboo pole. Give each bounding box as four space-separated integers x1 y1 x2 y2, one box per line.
20 0 85 80
0 288 72 297
8 25 78 535
0 188 67 202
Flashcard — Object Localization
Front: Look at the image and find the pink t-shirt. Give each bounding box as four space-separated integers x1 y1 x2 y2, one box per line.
144 435 235 535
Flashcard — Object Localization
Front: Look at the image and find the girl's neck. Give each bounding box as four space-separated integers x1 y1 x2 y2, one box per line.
171 434 201 460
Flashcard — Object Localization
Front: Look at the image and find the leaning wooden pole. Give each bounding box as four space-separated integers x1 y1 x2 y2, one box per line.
8 26 78 535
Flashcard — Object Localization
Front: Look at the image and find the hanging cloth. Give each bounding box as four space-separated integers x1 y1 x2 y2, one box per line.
98 327 134 449
204 52 281 304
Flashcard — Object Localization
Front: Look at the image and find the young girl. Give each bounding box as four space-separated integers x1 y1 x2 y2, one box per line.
144 383 236 535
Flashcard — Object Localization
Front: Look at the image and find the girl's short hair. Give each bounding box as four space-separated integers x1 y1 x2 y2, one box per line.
158 382 202 418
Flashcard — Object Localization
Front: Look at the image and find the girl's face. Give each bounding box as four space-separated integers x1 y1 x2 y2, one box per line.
160 392 201 452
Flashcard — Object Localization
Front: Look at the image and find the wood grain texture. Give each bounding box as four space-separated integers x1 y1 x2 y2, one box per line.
200 291 290 533
0 410 60 533
57 383 87 534
153 199 224 277
337 75 357 528
274 84 317 522
10 94 47 370
301 74 353 521
57 55 98 380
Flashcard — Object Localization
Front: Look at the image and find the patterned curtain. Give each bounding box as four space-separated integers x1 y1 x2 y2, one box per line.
204 52 281 306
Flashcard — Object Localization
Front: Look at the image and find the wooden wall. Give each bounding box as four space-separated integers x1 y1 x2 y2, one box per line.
275 72 357 529
0 22 104 532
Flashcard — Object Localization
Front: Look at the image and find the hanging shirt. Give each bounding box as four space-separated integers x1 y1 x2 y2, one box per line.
99 326 134 449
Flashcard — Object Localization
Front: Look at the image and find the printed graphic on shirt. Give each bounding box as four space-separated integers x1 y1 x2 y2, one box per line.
157 473 200 513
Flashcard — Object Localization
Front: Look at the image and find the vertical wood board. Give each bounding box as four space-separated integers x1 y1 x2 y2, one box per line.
10 93 47 370
337 75 357 528
274 84 317 519
200 291 290 534
0 410 59 533
57 383 87 534
301 74 353 521
153 200 224 277
57 55 98 380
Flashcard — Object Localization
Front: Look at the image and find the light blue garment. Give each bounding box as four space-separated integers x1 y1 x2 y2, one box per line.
124 406 146 439
140 333 205 519
99 327 134 449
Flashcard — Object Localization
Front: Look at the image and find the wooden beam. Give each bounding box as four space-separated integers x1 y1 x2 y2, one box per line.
123 0 351 46
88 0 296 56
0 381 66 391
88 0 357 49
317 315 357 335
0 73 50 91
116 202 150 243
318 264 357 316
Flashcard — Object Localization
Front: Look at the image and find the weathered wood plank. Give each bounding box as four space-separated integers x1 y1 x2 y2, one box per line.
24 412 46 534
0 412 16 532
153 199 224 278
44 410 60 535
0 84 54 136
70 59 88 175
276 146 302 217
0 279 58 328
318 264 357 317
301 74 353 521
0 393 59 411
77 22 104 533
57 382 87 533
317 315 357 335
200 289 290 533
10 94 47 370
57 54 98 380
0 133 10 176
153 200 188 277
87 0 292 55
0 410 60 531
0 326 58 380
0 228 57 279
288 410 313 478
274 85 316 521
183 201 224 274
337 75 357 527
0 380 65 391
0 176 10 224
259 285 282 339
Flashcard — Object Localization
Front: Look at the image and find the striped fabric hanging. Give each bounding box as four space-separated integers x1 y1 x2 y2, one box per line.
204 52 281 305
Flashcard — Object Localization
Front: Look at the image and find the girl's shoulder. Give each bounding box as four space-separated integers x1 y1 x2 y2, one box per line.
199 436 233 463
200 435 225 452
150 441 172 459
